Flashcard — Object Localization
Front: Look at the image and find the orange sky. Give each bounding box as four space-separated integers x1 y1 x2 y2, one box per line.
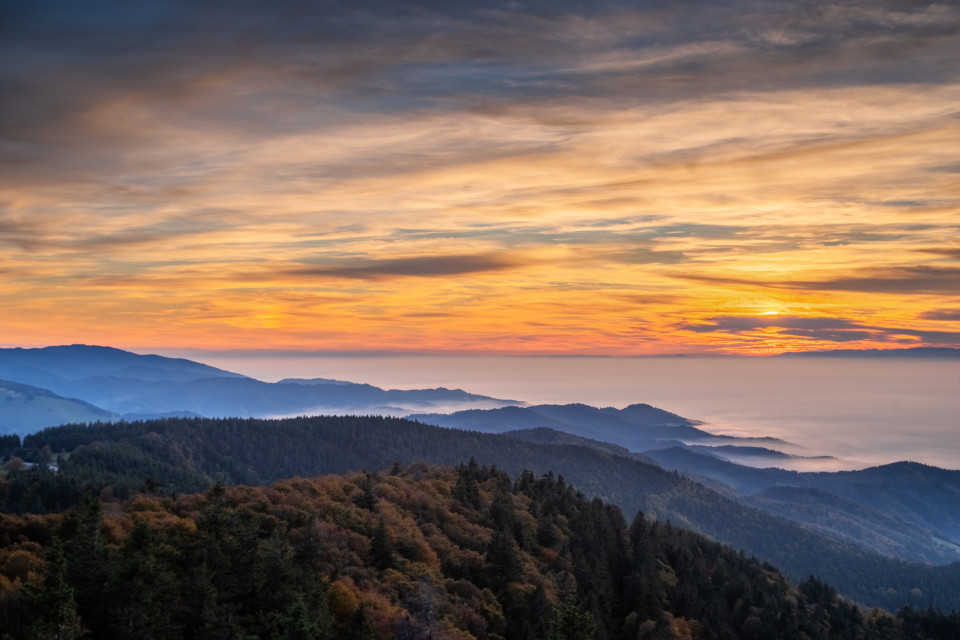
2 1 959 355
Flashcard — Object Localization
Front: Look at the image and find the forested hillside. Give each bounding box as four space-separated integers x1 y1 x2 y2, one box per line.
2 463 958 639
2 416 960 612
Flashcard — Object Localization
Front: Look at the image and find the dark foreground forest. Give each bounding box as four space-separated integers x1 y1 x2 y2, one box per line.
1 462 959 639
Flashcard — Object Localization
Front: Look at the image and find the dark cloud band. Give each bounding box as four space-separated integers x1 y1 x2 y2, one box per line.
682 315 960 346
676 266 960 296
285 253 520 280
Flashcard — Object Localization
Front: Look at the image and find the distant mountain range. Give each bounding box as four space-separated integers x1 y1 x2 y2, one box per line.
644 446 960 565
2 343 959 591
0 345 518 434
409 402 789 455
409 403 960 566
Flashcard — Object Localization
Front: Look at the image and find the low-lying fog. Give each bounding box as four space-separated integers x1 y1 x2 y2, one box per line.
177 353 960 472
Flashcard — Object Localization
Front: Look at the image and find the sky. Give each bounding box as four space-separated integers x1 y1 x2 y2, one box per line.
2 0 960 355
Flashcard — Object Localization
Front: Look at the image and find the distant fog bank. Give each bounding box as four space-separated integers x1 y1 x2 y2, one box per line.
173 353 960 471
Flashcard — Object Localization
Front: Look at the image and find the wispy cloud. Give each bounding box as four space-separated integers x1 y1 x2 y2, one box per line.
284 253 523 280
920 309 960 322
786 267 960 295
682 315 960 346
3 0 960 352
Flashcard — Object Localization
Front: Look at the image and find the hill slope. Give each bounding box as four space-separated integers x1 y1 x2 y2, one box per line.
0 379 117 432
645 447 960 565
4 415 960 612
6 463 958 639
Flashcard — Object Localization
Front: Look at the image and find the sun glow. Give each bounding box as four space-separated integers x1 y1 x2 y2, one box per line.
2 3 959 355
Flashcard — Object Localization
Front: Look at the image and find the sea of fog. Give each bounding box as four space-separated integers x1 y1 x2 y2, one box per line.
176 354 960 471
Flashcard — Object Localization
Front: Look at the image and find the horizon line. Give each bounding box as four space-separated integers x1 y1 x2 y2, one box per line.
3 343 959 359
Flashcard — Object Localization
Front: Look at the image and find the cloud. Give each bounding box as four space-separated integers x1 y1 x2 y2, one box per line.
684 315 863 334
284 253 522 280
777 329 875 342
55 254 523 288
3 0 960 353
606 248 686 265
787 266 960 295
920 247 960 259
651 224 748 240
676 266 960 296
920 309 960 322
682 315 960 346
0 213 51 251
6 1 958 141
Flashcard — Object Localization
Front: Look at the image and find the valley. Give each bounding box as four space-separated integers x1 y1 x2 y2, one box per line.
1 345 959 625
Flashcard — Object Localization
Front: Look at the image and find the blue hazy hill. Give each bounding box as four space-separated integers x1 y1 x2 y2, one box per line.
0 378 118 432
0 345 518 429
410 402 757 451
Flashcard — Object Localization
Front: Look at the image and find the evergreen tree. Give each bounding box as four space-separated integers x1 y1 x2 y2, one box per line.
21 538 85 640
112 518 182 639
58 492 113 636
371 517 394 570
549 592 595 640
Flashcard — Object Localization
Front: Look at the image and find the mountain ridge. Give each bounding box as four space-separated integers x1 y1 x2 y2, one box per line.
5 415 960 612
0 345 520 433
409 402 782 453
645 446 960 564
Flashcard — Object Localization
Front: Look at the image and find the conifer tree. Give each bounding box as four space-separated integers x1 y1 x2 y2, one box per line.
548 592 595 640
21 537 85 640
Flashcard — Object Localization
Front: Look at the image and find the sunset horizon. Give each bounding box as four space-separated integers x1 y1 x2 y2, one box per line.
3 1 959 356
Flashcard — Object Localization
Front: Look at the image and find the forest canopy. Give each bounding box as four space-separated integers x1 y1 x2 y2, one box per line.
2 462 959 639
